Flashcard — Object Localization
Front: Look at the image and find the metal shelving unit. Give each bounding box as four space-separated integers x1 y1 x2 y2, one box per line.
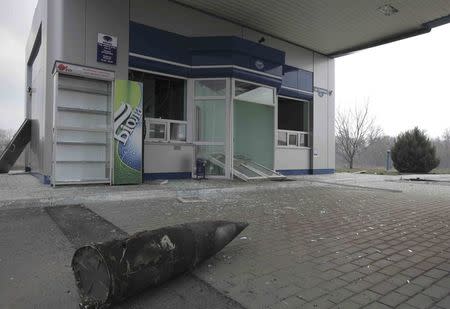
52 72 113 186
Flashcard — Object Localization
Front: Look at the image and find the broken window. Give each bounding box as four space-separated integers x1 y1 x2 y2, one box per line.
129 71 186 120
278 97 310 147
129 71 187 143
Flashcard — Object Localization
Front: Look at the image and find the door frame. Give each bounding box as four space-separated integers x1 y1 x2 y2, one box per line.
231 78 277 175
190 77 231 179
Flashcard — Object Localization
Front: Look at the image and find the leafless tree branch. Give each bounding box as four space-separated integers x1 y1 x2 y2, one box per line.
335 100 382 169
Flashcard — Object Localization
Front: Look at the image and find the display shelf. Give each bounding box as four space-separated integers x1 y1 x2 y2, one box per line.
56 141 108 146
56 126 111 133
58 84 109 96
57 106 110 115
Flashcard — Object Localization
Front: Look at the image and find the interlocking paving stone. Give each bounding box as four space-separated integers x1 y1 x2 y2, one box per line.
435 276 450 288
303 297 335 309
327 288 354 304
362 302 391 309
406 293 435 309
386 273 412 287
412 275 437 288
340 271 366 283
396 304 419 309
378 291 409 307
364 273 388 284
4 173 450 308
332 300 361 309
402 267 425 278
423 285 449 300
396 283 424 297
297 287 328 302
424 268 448 279
370 281 398 295
271 296 306 309
345 280 373 293
436 296 450 308
350 290 381 305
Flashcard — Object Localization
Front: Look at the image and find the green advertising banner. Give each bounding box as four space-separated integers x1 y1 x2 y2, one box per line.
112 80 143 185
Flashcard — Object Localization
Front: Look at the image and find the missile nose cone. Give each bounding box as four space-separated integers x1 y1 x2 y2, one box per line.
213 221 249 253
235 221 249 233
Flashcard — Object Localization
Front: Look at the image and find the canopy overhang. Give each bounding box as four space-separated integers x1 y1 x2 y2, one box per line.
171 0 450 57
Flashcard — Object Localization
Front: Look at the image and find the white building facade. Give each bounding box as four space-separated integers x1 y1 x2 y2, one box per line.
25 0 337 185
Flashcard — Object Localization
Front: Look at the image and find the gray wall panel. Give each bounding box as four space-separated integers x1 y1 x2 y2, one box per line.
144 143 193 173
327 59 335 169
85 0 130 79
275 148 310 170
131 0 241 37
312 53 329 170
130 0 314 71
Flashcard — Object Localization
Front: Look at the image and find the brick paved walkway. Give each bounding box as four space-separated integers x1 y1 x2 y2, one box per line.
88 181 450 309
2 173 450 308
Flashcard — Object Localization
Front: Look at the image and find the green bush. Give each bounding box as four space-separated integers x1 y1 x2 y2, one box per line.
391 127 440 173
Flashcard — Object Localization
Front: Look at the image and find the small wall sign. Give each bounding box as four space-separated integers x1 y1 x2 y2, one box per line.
53 61 115 81
97 33 117 65
255 60 265 70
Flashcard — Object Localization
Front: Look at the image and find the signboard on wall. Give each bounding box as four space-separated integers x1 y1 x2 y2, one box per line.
113 80 143 185
53 61 115 80
97 33 117 65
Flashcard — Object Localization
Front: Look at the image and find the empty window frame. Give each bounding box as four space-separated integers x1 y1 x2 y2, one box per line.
277 97 310 147
129 70 186 121
129 71 187 143
145 118 187 143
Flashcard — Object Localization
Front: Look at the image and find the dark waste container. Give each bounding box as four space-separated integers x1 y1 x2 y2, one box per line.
196 159 206 179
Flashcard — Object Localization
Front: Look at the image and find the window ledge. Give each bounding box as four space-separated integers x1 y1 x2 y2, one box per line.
145 140 193 146
276 146 311 150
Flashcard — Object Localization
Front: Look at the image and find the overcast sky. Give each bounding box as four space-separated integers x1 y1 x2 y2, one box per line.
0 1 449 138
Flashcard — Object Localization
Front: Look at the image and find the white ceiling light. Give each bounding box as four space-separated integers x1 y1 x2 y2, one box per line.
377 4 399 16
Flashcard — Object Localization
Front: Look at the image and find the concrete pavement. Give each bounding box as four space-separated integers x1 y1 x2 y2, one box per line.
1 173 450 308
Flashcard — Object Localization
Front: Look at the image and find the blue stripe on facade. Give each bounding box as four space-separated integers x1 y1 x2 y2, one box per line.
130 56 283 88
231 69 282 89
143 172 192 181
311 169 335 175
278 87 313 101
282 65 313 93
130 22 190 65
298 68 313 92
129 56 190 77
130 22 314 94
129 21 285 87
277 169 335 175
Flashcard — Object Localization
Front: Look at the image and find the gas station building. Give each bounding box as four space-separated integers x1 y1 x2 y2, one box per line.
14 0 450 185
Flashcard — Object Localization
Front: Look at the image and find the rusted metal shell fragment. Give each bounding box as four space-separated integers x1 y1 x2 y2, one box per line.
72 220 248 308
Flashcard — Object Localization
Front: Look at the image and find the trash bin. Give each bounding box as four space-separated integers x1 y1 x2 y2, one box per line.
196 159 206 179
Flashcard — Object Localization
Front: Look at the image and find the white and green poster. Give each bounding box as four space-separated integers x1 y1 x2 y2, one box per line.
112 80 143 185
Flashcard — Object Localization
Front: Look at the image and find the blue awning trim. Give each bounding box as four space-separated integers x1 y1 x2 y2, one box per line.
278 87 313 101
282 65 313 93
130 21 284 87
130 55 282 88
129 56 190 77
130 22 314 93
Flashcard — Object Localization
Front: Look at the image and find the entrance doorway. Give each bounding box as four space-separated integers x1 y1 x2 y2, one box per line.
232 80 284 180
192 78 284 180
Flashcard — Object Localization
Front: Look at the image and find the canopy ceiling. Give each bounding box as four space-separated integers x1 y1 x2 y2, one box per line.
172 0 450 57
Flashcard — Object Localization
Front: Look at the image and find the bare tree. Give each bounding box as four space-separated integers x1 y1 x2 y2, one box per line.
335 102 382 169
